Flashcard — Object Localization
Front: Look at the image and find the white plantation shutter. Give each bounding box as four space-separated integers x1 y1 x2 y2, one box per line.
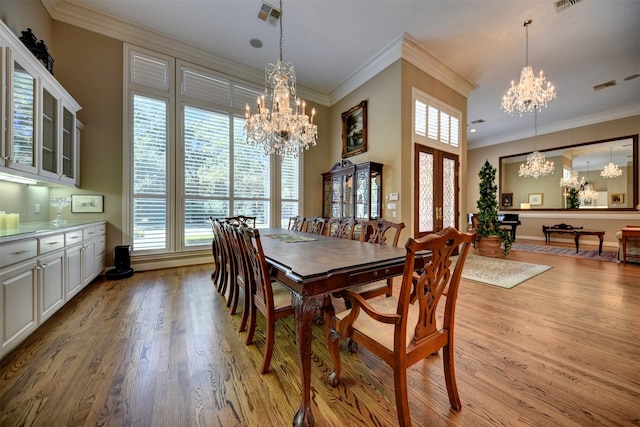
281 154 300 227
413 88 461 151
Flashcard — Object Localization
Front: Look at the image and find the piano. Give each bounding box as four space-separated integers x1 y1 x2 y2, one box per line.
498 213 521 241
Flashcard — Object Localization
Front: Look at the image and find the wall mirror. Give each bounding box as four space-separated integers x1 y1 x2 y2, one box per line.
499 135 638 210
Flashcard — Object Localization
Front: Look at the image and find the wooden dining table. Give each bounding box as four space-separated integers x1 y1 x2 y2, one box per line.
258 227 421 426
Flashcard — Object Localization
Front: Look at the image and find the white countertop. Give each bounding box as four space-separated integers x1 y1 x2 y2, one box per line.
0 220 105 242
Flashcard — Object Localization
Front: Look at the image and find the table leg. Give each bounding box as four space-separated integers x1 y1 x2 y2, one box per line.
574 233 580 253
598 234 604 255
622 236 627 264
292 292 323 427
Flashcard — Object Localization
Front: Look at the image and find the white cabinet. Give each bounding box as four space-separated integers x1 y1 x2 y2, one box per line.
0 20 81 186
0 221 105 359
0 259 38 356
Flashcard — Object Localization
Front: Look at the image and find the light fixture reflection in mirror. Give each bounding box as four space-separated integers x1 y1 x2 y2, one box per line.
499 135 638 210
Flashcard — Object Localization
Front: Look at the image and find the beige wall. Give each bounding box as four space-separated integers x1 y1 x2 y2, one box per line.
468 116 640 246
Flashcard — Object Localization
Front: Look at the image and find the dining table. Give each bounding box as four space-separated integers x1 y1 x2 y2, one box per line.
258 227 423 427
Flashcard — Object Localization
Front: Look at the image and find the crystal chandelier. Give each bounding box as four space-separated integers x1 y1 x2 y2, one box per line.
600 147 623 178
501 20 556 116
518 111 554 179
244 0 317 158
579 161 599 203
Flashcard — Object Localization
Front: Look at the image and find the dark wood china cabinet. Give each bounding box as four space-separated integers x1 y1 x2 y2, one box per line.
322 160 383 220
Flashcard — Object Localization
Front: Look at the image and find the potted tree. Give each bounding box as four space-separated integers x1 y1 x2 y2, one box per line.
476 160 513 257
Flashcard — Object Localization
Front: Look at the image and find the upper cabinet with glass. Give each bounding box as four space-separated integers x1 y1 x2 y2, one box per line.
1 20 81 186
499 135 639 211
322 160 383 220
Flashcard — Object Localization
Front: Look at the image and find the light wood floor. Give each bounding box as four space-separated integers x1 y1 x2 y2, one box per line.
1 246 639 426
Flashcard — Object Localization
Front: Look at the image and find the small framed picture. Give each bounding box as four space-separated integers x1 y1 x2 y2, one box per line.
610 193 625 204
528 193 543 206
342 100 367 158
501 193 513 207
71 194 104 213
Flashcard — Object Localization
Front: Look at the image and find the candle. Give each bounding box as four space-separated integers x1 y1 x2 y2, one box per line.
0 212 6 231
7 213 19 229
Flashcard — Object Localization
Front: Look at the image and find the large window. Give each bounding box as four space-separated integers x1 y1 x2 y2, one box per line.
126 45 301 255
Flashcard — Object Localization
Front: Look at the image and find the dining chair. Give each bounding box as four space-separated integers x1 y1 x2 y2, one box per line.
240 226 295 374
227 223 254 332
355 218 406 299
210 218 228 294
288 215 305 231
304 216 326 235
325 227 476 427
226 215 257 227
328 217 356 240
220 220 240 310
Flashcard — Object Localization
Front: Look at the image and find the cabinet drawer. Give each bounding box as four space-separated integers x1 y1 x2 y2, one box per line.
83 226 97 240
96 223 106 236
39 234 65 255
96 235 106 255
65 230 83 246
0 240 38 268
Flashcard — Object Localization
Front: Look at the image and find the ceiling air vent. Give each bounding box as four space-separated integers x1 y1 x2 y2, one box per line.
593 80 617 91
257 2 281 25
554 0 584 13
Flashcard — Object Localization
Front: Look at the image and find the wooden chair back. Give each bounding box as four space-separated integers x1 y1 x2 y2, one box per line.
305 216 326 235
239 226 295 374
226 215 257 227
327 227 477 426
360 218 405 246
328 217 356 240
288 216 305 231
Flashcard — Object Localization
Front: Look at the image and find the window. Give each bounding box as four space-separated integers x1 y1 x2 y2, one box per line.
125 45 301 255
413 88 461 151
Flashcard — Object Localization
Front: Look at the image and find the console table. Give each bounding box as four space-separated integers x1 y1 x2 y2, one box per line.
542 224 605 255
621 227 640 264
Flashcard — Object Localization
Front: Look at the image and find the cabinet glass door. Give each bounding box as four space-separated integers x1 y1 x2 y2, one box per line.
355 169 369 219
61 107 75 180
343 174 353 217
41 87 58 175
11 61 36 171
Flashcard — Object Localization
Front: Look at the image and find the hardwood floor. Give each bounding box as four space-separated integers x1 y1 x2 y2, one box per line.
1 247 639 426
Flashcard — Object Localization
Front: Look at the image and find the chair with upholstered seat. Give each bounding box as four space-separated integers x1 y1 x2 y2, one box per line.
240 226 295 374
355 218 406 299
324 227 476 427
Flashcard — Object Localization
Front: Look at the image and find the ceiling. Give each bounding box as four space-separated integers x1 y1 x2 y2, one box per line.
48 0 639 149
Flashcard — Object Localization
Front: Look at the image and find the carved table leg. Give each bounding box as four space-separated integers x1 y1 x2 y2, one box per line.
322 295 342 387
292 292 323 427
598 234 604 255
574 233 580 253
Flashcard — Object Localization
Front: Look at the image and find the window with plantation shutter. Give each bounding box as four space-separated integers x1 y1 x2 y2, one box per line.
125 45 302 255
413 88 461 152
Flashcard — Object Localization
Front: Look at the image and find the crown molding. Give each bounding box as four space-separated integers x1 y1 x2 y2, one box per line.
41 0 330 106
400 33 478 98
468 105 640 150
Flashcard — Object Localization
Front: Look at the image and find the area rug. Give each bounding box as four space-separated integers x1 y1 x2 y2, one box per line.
452 254 552 289
510 242 618 263
263 233 316 243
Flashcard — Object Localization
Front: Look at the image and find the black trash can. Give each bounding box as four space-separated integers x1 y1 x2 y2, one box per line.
105 245 134 280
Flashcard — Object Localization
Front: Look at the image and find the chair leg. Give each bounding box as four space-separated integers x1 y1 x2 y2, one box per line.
245 299 257 345
260 316 276 374
443 342 461 411
230 279 240 315
393 361 411 427
238 280 251 333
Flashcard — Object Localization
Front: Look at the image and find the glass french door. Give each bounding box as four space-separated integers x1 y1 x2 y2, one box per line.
414 143 459 237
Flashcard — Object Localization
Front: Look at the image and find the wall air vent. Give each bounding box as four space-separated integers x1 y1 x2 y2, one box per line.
257 2 281 25
554 0 584 13
593 80 617 91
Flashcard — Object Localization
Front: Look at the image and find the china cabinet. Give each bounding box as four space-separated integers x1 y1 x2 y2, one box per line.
0 20 81 186
322 160 383 220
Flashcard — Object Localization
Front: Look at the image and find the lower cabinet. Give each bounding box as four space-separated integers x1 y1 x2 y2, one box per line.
39 250 65 322
0 221 106 359
0 260 38 356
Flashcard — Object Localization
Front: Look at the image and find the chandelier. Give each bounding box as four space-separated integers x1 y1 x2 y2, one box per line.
579 161 599 203
501 19 556 116
518 111 554 179
600 147 623 178
244 0 317 158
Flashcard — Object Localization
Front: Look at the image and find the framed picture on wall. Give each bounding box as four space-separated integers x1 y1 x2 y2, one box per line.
528 193 543 206
501 193 513 207
341 100 367 158
71 194 104 213
611 193 625 204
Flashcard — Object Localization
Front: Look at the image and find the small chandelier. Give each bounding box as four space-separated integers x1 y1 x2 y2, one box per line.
501 19 556 116
600 147 623 178
579 161 599 203
244 0 317 158
559 153 581 190
518 111 554 179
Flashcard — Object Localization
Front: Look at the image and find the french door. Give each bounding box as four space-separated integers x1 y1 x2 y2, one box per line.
414 143 459 237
